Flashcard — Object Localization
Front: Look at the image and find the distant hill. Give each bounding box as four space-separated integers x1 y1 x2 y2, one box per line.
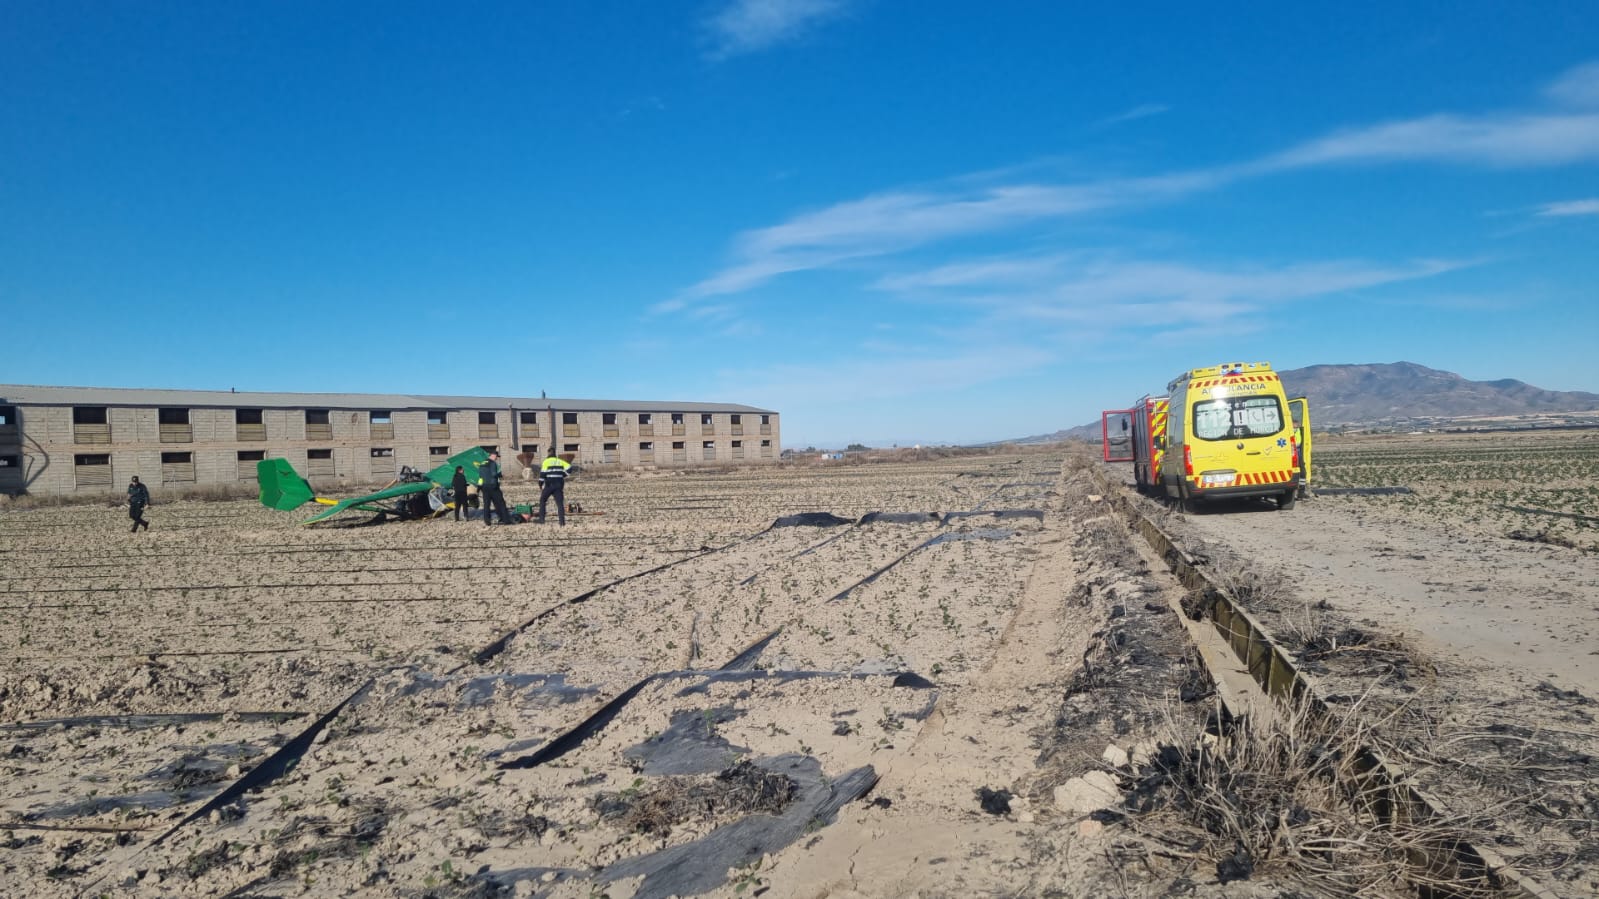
1007 362 1599 443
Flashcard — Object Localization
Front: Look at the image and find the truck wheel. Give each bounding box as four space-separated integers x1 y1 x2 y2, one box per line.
1180 487 1200 515
1277 490 1297 511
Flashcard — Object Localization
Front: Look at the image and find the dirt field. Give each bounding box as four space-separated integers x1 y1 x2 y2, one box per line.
2 439 1595 898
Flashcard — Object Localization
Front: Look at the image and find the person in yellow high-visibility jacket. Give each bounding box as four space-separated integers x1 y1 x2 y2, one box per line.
536 449 572 525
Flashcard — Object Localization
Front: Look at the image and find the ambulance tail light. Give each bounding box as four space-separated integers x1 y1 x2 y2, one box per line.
1183 445 1193 477
1290 438 1300 470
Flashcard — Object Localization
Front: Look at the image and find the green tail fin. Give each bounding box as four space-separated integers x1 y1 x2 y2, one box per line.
258 458 316 511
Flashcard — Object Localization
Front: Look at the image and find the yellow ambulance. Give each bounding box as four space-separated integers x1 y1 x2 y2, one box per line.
1156 361 1309 511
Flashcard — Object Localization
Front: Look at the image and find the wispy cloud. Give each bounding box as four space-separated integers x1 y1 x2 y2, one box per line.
1257 112 1599 169
1545 61 1599 108
1093 103 1171 129
702 0 851 59
685 172 1222 298
994 258 1469 324
677 61 1596 303
1536 198 1599 217
871 254 1467 330
718 344 1056 405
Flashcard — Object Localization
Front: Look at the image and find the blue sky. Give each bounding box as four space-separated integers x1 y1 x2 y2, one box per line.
3 2 1597 447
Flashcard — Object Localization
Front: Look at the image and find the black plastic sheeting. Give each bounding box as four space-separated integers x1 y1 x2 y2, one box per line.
147 678 376 848
398 671 600 709
0 711 304 733
476 754 878 899
33 738 284 819
468 516 816 666
497 628 782 771
942 509 1045 523
857 511 942 525
598 755 876 899
624 706 748 775
769 512 855 528
498 666 938 771
828 527 1022 602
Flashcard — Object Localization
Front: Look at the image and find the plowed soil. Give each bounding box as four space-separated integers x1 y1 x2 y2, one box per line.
2 440 1594 898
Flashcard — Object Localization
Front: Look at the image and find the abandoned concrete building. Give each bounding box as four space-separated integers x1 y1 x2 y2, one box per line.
0 385 781 496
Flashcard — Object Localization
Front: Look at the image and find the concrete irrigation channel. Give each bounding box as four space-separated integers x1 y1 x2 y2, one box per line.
0 447 1592 897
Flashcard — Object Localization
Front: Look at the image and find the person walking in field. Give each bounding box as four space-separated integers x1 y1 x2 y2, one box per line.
478 451 513 526
536 449 572 525
127 475 151 532
451 465 471 521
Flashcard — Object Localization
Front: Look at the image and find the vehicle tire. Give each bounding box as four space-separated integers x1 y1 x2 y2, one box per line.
1180 487 1201 515
1277 490 1297 511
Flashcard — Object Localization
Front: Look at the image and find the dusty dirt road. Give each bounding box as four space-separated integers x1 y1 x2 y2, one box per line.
2 441 1595 898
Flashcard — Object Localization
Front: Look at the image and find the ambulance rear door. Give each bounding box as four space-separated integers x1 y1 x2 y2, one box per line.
1288 396 1311 493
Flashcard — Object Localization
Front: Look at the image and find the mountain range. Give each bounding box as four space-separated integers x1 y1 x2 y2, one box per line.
1023 362 1599 443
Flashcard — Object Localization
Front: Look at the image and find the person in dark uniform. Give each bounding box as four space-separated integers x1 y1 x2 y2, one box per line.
451 465 471 521
127 475 151 532
536 449 572 525
478 452 512 526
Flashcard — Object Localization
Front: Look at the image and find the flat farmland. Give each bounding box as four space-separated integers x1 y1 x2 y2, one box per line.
2 440 1596 898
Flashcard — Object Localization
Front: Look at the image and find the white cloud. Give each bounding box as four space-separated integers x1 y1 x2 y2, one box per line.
871 254 1072 292
686 173 1221 297
702 0 850 59
1094 103 1171 128
678 62 1592 303
718 344 1055 405
987 258 1468 327
1536 198 1599 217
1259 113 1599 169
1546 60 1599 108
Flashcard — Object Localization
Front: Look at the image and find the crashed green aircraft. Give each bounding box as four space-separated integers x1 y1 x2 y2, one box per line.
258 447 491 525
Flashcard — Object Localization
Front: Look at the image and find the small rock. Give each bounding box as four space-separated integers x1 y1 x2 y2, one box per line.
1101 744 1129 768
1077 819 1104 837
1053 771 1120 816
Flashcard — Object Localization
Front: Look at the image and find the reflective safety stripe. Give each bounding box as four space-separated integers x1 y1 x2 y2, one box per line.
1189 469 1295 487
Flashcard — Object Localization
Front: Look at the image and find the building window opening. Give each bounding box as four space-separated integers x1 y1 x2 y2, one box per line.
161 451 195 483
73 406 112 444
235 408 265 440
237 449 265 481
159 407 193 443
74 453 112 487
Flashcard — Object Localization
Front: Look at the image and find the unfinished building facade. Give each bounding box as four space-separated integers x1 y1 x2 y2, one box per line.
0 385 780 496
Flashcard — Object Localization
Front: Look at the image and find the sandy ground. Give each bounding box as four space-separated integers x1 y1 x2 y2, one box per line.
1 441 1595 898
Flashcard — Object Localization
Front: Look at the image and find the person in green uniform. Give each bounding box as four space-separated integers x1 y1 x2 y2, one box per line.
127 475 151 532
478 451 512 526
